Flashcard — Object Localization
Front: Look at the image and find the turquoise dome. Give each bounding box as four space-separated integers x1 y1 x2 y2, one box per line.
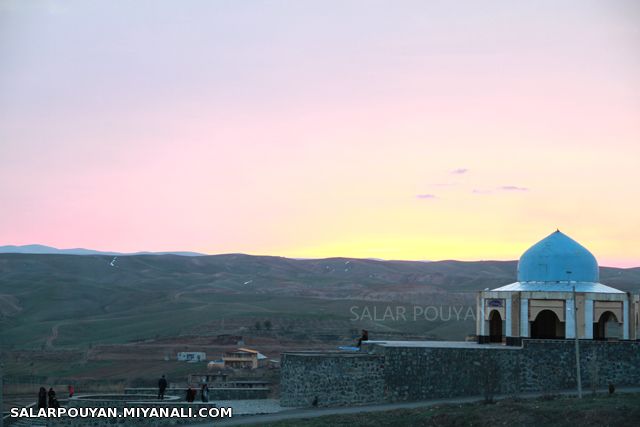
517 230 599 282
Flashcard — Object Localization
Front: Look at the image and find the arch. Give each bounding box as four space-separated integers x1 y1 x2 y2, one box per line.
594 310 620 340
531 309 564 339
489 310 503 343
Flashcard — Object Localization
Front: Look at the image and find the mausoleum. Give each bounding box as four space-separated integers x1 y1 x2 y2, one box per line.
477 230 636 345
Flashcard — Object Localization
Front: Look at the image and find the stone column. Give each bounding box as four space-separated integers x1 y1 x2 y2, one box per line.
584 299 594 339
565 299 575 339
623 299 630 340
479 297 485 336
520 298 529 337
505 297 512 337
630 296 638 340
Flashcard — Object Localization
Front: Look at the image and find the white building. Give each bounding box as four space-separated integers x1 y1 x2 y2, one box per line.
177 351 206 362
477 230 637 345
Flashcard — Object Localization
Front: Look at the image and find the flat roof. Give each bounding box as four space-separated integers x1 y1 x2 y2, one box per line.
283 341 522 356
365 340 520 350
283 351 379 357
491 281 624 294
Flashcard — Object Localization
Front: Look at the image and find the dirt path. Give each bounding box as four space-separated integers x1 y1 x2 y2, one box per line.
203 386 640 426
42 311 162 350
45 323 61 349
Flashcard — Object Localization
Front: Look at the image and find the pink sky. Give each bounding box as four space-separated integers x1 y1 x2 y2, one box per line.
1 1 639 266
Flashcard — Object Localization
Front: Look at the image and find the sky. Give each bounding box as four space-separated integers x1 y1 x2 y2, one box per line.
1 0 639 266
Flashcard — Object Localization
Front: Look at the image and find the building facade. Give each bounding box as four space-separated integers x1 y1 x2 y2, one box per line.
177 351 206 362
222 348 267 369
477 230 637 345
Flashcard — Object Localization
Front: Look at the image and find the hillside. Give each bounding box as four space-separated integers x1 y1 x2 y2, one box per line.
1 253 638 349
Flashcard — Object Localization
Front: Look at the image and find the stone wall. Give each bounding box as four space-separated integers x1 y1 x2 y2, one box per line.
280 352 385 407
518 340 640 393
380 345 520 401
281 340 640 407
382 340 640 401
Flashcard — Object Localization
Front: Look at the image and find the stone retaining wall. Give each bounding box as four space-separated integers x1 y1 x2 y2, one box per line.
381 345 520 401
281 340 640 406
280 352 385 407
518 340 640 393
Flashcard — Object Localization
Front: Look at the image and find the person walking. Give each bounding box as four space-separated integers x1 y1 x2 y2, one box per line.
158 375 168 400
47 388 56 408
185 386 195 402
200 383 209 403
37 387 47 410
68 384 74 398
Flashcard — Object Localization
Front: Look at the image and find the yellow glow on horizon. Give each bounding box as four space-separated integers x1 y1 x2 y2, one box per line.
2 1 638 268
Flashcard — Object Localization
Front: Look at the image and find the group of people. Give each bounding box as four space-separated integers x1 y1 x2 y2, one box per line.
158 375 210 403
37 385 74 409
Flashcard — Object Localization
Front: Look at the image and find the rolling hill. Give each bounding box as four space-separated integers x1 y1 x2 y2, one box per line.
0 253 638 349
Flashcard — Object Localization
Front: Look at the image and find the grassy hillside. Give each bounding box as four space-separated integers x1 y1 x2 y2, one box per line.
1 254 638 349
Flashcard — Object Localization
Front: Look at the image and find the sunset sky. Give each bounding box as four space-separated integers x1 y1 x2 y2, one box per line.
1 1 639 266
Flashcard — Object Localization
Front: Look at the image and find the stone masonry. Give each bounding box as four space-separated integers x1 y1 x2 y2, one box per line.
280 352 385 407
281 340 640 407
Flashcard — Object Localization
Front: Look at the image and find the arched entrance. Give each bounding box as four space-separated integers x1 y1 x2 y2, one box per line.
531 309 564 339
489 310 503 343
594 311 620 340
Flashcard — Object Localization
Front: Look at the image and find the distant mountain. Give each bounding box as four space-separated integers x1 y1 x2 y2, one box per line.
0 244 205 257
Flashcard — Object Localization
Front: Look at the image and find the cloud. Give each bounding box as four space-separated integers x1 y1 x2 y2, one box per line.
473 186 530 194
472 189 492 195
416 194 437 199
498 185 529 192
451 168 468 174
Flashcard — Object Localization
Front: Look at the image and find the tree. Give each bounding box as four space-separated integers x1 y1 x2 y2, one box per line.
254 321 262 331
264 320 272 331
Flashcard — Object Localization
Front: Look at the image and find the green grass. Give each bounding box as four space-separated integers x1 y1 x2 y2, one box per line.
263 393 640 427
2 254 638 350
